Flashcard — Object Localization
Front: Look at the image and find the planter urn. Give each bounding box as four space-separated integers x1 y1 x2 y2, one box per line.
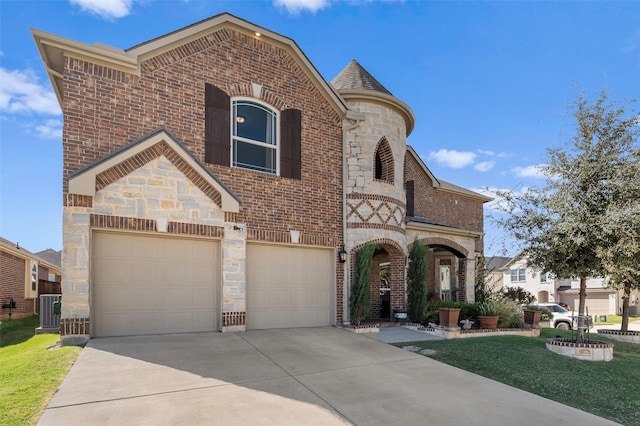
439 308 461 328
478 315 499 329
524 310 542 327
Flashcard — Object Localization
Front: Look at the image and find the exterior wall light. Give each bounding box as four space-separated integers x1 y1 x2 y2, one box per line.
338 245 347 263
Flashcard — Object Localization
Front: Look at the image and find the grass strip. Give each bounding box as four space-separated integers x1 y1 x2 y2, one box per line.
396 328 640 426
0 318 82 426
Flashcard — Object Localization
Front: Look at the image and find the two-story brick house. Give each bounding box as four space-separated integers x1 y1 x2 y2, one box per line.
33 13 490 344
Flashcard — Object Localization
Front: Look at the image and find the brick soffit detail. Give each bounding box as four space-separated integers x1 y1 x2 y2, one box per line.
68 128 240 213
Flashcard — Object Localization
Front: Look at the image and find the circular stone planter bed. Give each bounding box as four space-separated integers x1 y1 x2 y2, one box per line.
546 338 614 361
597 329 640 344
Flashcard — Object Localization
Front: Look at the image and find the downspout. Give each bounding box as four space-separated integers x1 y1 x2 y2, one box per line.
342 109 365 325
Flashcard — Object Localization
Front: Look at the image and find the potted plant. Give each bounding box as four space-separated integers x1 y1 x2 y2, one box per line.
478 301 500 329
439 307 461 328
523 305 543 327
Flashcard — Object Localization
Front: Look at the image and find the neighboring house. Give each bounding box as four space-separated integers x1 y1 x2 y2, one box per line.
33 13 490 344
0 237 61 320
483 256 511 292
499 254 639 316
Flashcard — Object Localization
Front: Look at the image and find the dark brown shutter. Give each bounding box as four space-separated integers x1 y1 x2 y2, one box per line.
406 180 414 217
280 108 302 179
205 83 230 165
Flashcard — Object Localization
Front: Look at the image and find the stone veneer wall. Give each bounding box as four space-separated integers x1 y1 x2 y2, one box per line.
60 151 249 343
342 98 409 321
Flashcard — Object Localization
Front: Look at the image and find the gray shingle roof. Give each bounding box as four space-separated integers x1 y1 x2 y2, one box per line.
485 256 512 271
330 59 392 96
35 249 62 269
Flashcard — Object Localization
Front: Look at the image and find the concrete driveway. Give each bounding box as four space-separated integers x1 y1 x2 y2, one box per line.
39 327 618 425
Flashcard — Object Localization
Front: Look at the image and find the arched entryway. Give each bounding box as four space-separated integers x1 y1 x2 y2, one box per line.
415 237 469 302
351 240 405 322
538 290 549 303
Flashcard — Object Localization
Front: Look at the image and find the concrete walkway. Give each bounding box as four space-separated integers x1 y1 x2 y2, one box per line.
39 327 619 425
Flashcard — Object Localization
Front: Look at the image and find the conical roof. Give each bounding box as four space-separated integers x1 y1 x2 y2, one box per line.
330 59 392 96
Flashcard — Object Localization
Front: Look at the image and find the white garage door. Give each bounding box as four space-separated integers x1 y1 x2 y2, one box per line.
93 232 219 337
574 295 612 316
246 244 333 329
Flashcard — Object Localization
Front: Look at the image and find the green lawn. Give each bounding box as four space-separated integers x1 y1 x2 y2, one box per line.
397 328 640 426
0 317 82 426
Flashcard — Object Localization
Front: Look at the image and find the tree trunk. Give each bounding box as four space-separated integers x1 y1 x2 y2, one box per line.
621 281 631 332
576 275 587 343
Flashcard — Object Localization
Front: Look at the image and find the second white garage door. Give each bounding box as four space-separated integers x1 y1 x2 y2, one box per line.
246 244 333 329
93 232 220 337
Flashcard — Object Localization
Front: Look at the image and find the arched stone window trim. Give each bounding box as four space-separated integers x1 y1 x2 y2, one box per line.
373 137 394 184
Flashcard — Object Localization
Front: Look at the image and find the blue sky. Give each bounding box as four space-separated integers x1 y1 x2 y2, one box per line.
1 0 638 255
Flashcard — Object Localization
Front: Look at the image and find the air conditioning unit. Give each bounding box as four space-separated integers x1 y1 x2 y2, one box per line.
48 273 56 281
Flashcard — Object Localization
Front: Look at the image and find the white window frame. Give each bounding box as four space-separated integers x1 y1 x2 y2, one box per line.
230 98 279 175
510 268 526 283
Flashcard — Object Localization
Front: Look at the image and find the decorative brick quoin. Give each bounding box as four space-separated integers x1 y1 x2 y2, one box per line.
32 13 491 344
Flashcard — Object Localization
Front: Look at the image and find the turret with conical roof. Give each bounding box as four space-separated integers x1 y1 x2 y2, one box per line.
333 59 414 263
331 59 393 95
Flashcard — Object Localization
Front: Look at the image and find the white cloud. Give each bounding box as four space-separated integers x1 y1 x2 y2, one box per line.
477 149 494 156
512 164 546 179
474 161 495 172
0 68 61 116
273 0 331 14
70 0 133 20
36 119 63 139
427 149 476 169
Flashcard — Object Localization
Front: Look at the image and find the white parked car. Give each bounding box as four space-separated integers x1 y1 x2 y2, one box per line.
536 303 593 330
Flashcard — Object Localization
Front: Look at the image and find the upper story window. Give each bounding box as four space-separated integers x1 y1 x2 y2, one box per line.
374 137 394 184
510 268 525 283
232 100 278 174
204 83 302 179
540 272 548 283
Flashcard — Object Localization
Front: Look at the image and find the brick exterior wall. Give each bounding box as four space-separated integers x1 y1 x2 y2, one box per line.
60 27 345 325
62 29 343 246
0 251 35 320
404 154 485 250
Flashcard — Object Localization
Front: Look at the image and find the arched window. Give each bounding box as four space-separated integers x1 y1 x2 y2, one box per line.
374 137 394 184
204 84 302 179
232 99 278 174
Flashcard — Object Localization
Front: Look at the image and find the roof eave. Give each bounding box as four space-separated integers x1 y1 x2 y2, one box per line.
337 89 415 136
31 28 139 106
32 13 347 118
406 220 484 239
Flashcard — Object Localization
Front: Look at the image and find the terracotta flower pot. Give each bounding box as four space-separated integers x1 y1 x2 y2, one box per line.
524 310 542 326
439 308 461 327
478 315 499 329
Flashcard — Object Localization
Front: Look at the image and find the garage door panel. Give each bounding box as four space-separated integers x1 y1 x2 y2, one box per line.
97 259 133 284
132 261 163 285
132 237 163 260
95 234 132 257
93 232 220 337
163 262 193 284
247 244 333 329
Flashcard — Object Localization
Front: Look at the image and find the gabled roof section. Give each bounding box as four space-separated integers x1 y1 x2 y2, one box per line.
35 249 62 269
332 60 415 136
331 59 393 95
68 128 240 213
406 146 493 203
0 237 62 273
485 256 512 271
32 13 347 117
